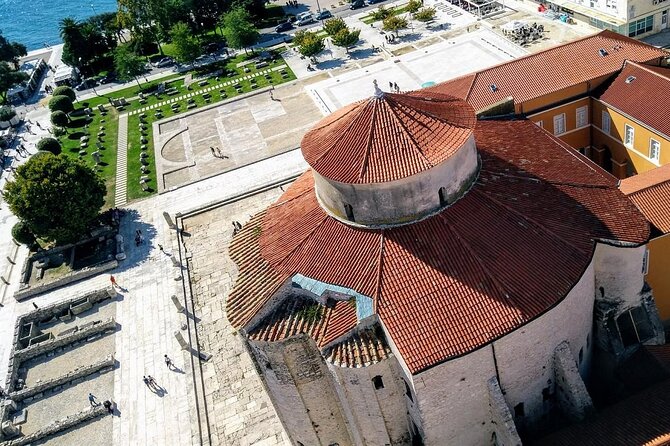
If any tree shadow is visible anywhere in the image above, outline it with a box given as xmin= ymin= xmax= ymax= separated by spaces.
xmin=112 ymin=209 xmax=157 ymax=273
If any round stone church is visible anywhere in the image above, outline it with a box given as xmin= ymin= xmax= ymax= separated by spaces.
xmin=226 ymin=83 xmax=662 ymax=445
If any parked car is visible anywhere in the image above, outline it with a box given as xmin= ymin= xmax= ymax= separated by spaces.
xmin=155 ymin=57 xmax=175 ymax=68
xmin=350 ymin=0 xmax=365 ymax=9
xmin=98 ymin=73 xmax=116 ymax=84
xmin=295 ymin=12 xmax=314 ymax=26
xmin=275 ymin=21 xmax=294 ymax=32
xmin=315 ymin=9 xmax=333 ymax=20
xmin=74 ymin=78 xmax=97 ymax=91
xmin=367 ymin=0 xmax=384 ymax=4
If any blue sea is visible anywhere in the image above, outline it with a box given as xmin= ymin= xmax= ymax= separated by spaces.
xmin=0 ymin=0 xmax=118 ymax=51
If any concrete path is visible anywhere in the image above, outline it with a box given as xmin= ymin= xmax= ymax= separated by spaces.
xmin=115 ymin=114 xmax=129 ymax=207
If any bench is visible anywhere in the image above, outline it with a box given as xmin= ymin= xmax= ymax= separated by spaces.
xmin=141 ymin=182 xmax=150 ymax=192
xmin=187 ymin=103 xmax=197 ymax=109
xmin=255 ymin=61 xmax=269 ymax=69
xmin=198 ymin=80 xmax=209 ymax=87
xmin=96 ymin=142 xmax=104 ymax=150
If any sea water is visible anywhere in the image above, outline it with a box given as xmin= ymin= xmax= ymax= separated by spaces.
xmin=0 ymin=0 xmax=117 ymax=51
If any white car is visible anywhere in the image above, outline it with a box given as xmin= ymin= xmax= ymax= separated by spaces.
xmin=295 ymin=12 xmax=314 ymax=26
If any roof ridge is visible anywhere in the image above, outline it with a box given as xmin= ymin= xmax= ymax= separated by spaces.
xmin=310 ymin=103 xmax=369 ymax=166
xmin=436 ymin=210 xmax=524 ymax=323
xmin=264 ymin=212 xmax=330 ymax=269
xmin=373 ymin=230 xmax=385 ymax=314
xmin=628 ymin=60 xmax=670 ymax=81
xmin=399 ymin=94 xmax=474 ymax=130
xmin=383 ymin=96 xmax=433 ymax=167
xmin=358 ymin=99 xmax=381 ymax=181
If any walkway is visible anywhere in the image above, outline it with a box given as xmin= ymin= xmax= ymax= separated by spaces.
xmin=115 ymin=114 xmax=129 ymax=207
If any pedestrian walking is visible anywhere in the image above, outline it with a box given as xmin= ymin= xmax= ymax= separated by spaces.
xmin=143 ymin=376 xmax=151 ymax=387
xmin=164 ymin=354 xmax=173 ymax=369
xmin=32 ymin=302 xmax=38 ymax=310
xmin=158 ymin=244 xmax=164 ymax=252
xmin=147 ymin=375 xmax=158 ymax=389
xmin=210 ymin=146 xmax=216 ymax=157
xmin=394 ymin=82 xmax=399 ymax=92
xmin=216 ymin=147 xmax=222 ymax=157
xmin=110 ymin=275 xmax=119 ymax=288
xmin=389 ymin=81 xmax=393 ymax=90
xmin=88 ymin=393 xmax=98 ymax=406
xmin=103 ymin=400 xmax=114 ymax=414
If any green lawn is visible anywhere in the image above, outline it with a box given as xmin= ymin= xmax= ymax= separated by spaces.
xmin=56 ymin=107 xmax=119 ymax=207
xmin=66 ymin=51 xmax=296 ymax=204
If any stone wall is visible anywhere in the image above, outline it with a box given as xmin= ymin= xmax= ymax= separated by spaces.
xmin=328 ymin=357 xmax=411 ymax=445
xmin=10 ymin=354 xmax=114 ymax=402
xmin=487 ymin=377 xmax=522 ymax=446
xmin=249 ymin=336 xmax=354 ymax=446
xmin=0 ymin=405 xmax=108 ymax=446
xmin=553 ymin=342 xmax=594 ymax=422
xmin=15 ymin=260 xmax=118 ymax=301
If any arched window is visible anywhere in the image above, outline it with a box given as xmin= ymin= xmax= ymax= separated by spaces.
xmin=344 ymin=203 xmax=355 ymax=221
xmin=439 ymin=187 xmax=449 ymax=207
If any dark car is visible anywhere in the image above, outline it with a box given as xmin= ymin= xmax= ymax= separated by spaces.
xmin=98 ymin=74 xmax=116 ymax=84
xmin=275 ymin=21 xmax=294 ymax=32
xmin=367 ymin=0 xmax=384 ymax=4
xmin=350 ymin=0 xmax=365 ymax=9
xmin=315 ymin=10 xmax=333 ymax=20
xmin=74 ymin=78 xmax=97 ymax=91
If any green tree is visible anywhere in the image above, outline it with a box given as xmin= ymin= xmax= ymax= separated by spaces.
xmin=407 ymin=0 xmax=422 ymax=13
xmin=11 ymin=221 xmax=36 ymax=247
xmin=220 ymin=8 xmax=259 ymax=54
xmin=413 ymin=7 xmax=436 ymax=21
xmin=170 ymin=22 xmax=201 ymax=64
xmin=52 ymin=85 xmax=76 ymax=102
xmin=331 ymin=28 xmax=361 ymax=54
xmin=323 ymin=17 xmax=347 ymax=36
xmin=0 ymin=62 xmax=28 ymax=104
xmin=0 ymin=105 xmax=15 ymax=121
xmin=297 ymin=33 xmax=324 ymax=61
xmin=114 ymin=46 xmax=145 ymax=88
xmin=50 ymin=111 xmax=69 ymax=129
xmin=48 ymin=95 xmax=74 ymax=114
xmin=382 ymin=15 xmax=408 ymax=37
xmin=371 ymin=6 xmax=394 ymax=21
xmin=37 ymin=137 xmax=62 ymax=155
xmin=0 ymin=31 xmax=27 ymax=66
xmin=117 ymin=0 xmax=189 ymax=54
xmin=292 ymin=30 xmax=310 ymax=47
xmin=60 ymin=18 xmax=109 ymax=75
xmin=3 ymin=154 xmax=106 ymax=245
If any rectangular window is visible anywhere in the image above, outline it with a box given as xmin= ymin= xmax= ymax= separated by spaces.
xmin=642 ymin=249 xmax=649 ymax=275
xmin=602 ymin=110 xmax=611 ymax=134
xmin=616 ymin=306 xmax=654 ymax=347
xmin=650 ymin=139 xmax=661 ymax=162
xmin=624 ymin=124 xmax=634 ymax=147
xmin=576 ymin=106 xmax=588 ymax=128
xmin=628 ymin=16 xmax=654 ymax=36
xmin=553 ymin=113 xmax=566 ymax=135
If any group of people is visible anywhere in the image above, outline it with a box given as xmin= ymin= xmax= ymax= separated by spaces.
xmin=388 ymin=81 xmax=401 ymax=93
xmin=384 ymin=34 xmax=398 ymax=44
xmin=135 ymin=229 xmax=145 ymax=246
xmin=285 ymin=0 xmax=300 ymax=7
xmin=87 ymin=393 xmax=115 ymax=414
xmin=210 ymin=146 xmax=229 ymax=159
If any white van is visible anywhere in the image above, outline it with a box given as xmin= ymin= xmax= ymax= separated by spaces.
xmin=295 ymin=12 xmax=314 ymax=26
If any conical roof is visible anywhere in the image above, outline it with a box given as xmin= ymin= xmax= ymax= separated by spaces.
xmin=301 ymin=88 xmax=476 ymax=184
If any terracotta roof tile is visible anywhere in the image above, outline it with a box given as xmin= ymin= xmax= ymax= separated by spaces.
xmin=325 ymin=325 xmax=392 ymax=367
xmin=301 ymin=91 xmax=476 ymax=183
xmin=621 ymin=164 xmax=670 ymax=233
xmin=533 ymin=379 xmax=670 ymax=446
xmin=430 ymin=30 xmax=668 ymax=111
xmin=598 ymin=61 xmax=670 ymax=138
xmin=227 ymin=119 xmax=649 ymax=374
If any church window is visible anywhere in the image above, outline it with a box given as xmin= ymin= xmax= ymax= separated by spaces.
xmin=578 ymin=347 xmax=583 ymax=365
xmin=372 ymin=375 xmax=384 ymax=390
xmin=616 ymin=306 xmax=654 ymax=347
xmin=439 ymin=187 xmax=449 ymax=206
xmin=344 ymin=203 xmax=355 ymax=221
xmin=514 ymin=403 xmax=525 ymax=417
xmin=404 ymin=379 xmax=414 ymax=402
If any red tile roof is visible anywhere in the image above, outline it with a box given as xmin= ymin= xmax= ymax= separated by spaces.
xmin=325 ymin=325 xmax=392 ymax=367
xmin=598 ymin=61 xmax=670 ymax=138
xmin=228 ymin=119 xmax=649 ymax=374
xmin=429 ymin=30 xmax=668 ymax=112
xmin=621 ymin=164 xmax=670 ymax=233
xmin=533 ymin=379 xmax=670 ymax=446
xmin=248 ymin=295 xmax=357 ymax=348
xmin=300 ymin=91 xmax=476 ymax=184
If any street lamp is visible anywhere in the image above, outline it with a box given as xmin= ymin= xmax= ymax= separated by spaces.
xmin=90 ymin=3 xmax=98 ymax=15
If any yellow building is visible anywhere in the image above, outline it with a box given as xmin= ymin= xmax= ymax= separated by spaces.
xmin=621 ymin=164 xmax=670 ymax=322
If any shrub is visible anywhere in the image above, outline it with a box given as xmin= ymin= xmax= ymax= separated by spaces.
xmin=407 ymin=0 xmax=422 ymax=13
xmin=37 ymin=137 xmax=62 ymax=155
xmin=52 ymin=86 xmax=76 ymax=102
xmin=52 ymin=126 xmax=67 ymax=137
xmin=50 ymin=111 xmax=68 ymax=128
xmin=0 ymin=106 xmax=16 ymax=122
xmin=48 ymin=95 xmax=74 ymax=114
xmin=413 ymin=7 xmax=436 ymax=21
xmin=11 ymin=221 xmax=36 ymax=247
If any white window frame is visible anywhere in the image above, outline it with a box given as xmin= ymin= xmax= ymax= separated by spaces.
xmin=553 ymin=113 xmax=566 ymax=136
xmin=624 ymin=124 xmax=635 ymax=147
xmin=576 ymin=106 xmax=588 ymax=128
xmin=650 ymin=138 xmax=661 ymax=162
xmin=602 ymin=110 xmax=611 ymax=134
xmin=536 ymin=120 xmax=543 ymax=128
